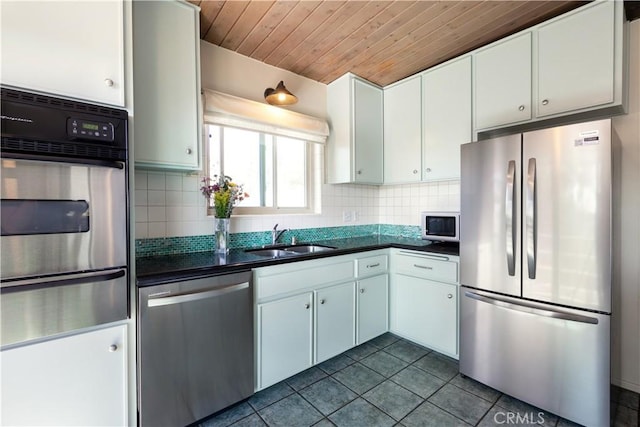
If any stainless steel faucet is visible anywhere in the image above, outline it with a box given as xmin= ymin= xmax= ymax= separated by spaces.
xmin=271 ymin=223 xmax=289 ymax=245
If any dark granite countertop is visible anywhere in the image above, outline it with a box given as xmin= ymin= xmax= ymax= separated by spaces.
xmin=136 ymin=236 xmax=459 ymax=286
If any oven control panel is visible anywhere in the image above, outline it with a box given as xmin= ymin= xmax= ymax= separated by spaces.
xmin=67 ymin=117 xmax=114 ymax=142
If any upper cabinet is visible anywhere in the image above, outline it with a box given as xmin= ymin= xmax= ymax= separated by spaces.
xmin=327 ymin=73 xmax=384 ymax=184
xmin=474 ymin=0 xmax=626 ymax=132
xmin=474 ymin=33 xmax=532 ymax=130
xmin=0 ymin=1 xmax=125 ymax=106
xmin=423 ymin=56 xmax=472 ymax=181
xmin=536 ymin=1 xmax=617 ymax=117
xmin=383 ymin=76 xmax=422 ymax=184
xmin=133 ymin=0 xmax=202 ymax=170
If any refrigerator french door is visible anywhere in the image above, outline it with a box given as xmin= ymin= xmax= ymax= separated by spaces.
xmin=459 ymin=119 xmax=611 ymax=427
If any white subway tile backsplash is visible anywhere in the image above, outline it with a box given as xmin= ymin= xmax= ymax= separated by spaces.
xmin=147 ymin=173 xmax=166 ymax=190
xmin=147 ymin=190 xmax=166 ymax=206
xmin=133 ymin=169 xmax=462 ymax=238
xmin=134 ymin=206 xmax=148 ymax=222
xmin=134 ymin=171 xmax=148 ymax=190
xmin=166 ymin=190 xmax=183 ymax=206
xmin=148 ymin=206 xmax=166 ymax=222
xmin=166 ymin=173 xmax=183 ymax=191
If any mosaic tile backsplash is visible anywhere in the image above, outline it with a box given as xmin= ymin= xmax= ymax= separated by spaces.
xmin=135 ymin=224 xmax=421 ymax=257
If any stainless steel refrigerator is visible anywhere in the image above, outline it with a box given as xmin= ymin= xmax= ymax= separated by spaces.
xmin=460 ymin=119 xmax=611 ymax=427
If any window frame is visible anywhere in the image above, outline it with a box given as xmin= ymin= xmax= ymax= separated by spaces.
xmin=203 ymin=123 xmax=318 ymax=216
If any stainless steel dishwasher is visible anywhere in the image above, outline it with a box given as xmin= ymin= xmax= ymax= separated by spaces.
xmin=138 ymin=270 xmax=254 ymax=427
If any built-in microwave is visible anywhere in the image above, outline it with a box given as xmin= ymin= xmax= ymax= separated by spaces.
xmin=421 ymin=211 xmax=460 ymax=241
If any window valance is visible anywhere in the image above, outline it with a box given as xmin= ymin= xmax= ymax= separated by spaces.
xmin=203 ymin=89 xmax=329 ymax=144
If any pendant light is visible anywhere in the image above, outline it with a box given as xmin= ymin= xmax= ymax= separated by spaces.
xmin=264 ymin=81 xmax=298 ymax=106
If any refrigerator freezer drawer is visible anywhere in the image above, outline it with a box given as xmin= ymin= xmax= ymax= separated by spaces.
xmin=460 ymin=288 xmax=610 ymax=427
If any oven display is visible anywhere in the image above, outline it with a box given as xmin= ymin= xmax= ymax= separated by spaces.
xmin=68 ymin=117 xmax=114 ymax=142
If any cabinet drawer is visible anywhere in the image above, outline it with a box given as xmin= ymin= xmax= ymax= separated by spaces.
xmin=395 ymin=253 xmax=457 ymax=283
xmin=356 ymin=254 xmax=388 ymax=277
xmin=257 ymin=261 xmax=355 ymax=300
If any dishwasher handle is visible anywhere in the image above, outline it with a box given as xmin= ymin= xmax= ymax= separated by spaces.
xmin=148 ymin=281 xmax=249 ymax=307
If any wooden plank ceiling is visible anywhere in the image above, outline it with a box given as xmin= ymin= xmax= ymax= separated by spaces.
xmin=187 ymin=0 xmax=587 ymax=87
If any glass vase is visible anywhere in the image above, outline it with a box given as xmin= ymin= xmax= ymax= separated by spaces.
xmin=214 ymin=217 xmax=230 ymax=254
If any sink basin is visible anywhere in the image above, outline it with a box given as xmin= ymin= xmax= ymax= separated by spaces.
xmin=246 ymin=244 xmax=336 ymax=257
xmin=246 ymin=248 xmax=294 ymax=258
xmin=283 ymin=244 xmax=336 ymax=254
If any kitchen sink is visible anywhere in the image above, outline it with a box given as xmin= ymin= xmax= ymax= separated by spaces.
xmin=282 ymin=244 xmax=336 ymax=254
xmin=246 ymin=244 xmax=337 ymax=258
xmin=245 ymin=248 xmax=295 ymax=258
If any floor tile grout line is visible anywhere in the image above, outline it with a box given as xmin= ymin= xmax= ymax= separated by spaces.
xmin=215 ymin=334 xmax=639 ymax=427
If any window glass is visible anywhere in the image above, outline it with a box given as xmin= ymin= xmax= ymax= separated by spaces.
xmin=205 ymin=124 xmax=314 ymax=214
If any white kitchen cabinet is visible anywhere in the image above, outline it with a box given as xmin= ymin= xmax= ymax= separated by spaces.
xmin=474 ymin=1 xmax=626 ymax=132
xmin=315 ymin=282 xmax=356 ymax=363
xmin=133 ymin=0 xmax=202 ymax=170
xmin=327 ymin=73 xmax=383 ymax=184
xmin=422 ymin=56 xmax=472 ymax=181
xmin=390 ymin=250 xmax=459 ymax=358
xmin=474 ymin=32 xmax=532 ymax=130
xmin=1 ymin=324 xmax=127 ymax=426
xmin=357 ymin=274 xmax=389 ymax=345
xmin=0 ymin=1 xmax=125 ymax=106
xmin=393 ymin=275 xmax=457 ymax=356
xmin=258 ymin=292 xmax=313 ymax=389
xmin=254 ymin=250 xmax=389 ymax=389
xmin=536 ymin=1 xmax=618 ymax=117
xmin=384 ymin=76 xmax=422 ymax=184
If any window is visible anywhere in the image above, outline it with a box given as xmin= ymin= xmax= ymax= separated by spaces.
xmin=205 ymin=124 xmax=318 ymax=215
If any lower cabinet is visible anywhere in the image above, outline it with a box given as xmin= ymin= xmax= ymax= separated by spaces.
xmin=392 ymin=275 xmax=457 ymax=356
xmin=1 ymin=324 xmax=127 ymax=426
xmin=357 ymin=274 xmax=389 ymax=345
xmin=255 ymin=250 xmax=389 ymax=390
xmin=315 ymin=282 xmax=356 ymax=363
xmin=390 ymin=249 xmax=459 ymax=358
xmin=258 ymin=292 xmax=313 ymax=389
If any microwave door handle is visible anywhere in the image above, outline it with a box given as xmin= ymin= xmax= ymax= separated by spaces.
xmin=506 ymin=160 xmax=516 ymax=276
xmin=526 ymin=157 xmax=537 ymax=279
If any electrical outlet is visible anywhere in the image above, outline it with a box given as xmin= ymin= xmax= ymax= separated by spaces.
xmin=342 ymin=211 xmax=353 ymax=222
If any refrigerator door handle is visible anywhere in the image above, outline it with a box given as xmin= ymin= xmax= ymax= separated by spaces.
xmin=526 ymin=157 xmax=537 ymax=279
xmin=464 ymin=290 xmax=598 ymax=324
xmin=505 ymin=160 xmax=517 ymax=276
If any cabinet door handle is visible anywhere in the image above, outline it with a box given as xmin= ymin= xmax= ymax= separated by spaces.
xmin=109 ymin=344 xmax=118 ymax=352
xmin=320 ymin=299 xmax=326 ymax=305
xmin=360 ymin=288 xmax=365 ymax=294
xmin=518 ymin=105 xmax=525 ymax=111
xmin=413 ymin=169 xmax=418 ymax=174
xmin=447 ymin=294 xmax=453 ymax=299
xmin=305 ymin=303 xmax=310 ymax=309
xmin=186 ymin=148 xmax=193 ymax=155
xmin=413 ymin=264 xmax=433 ymax=270
xmin=357 ymin=170 xmax=363 ymax=175
xmin=104 ymin=78 xmax=114 ymax=87
xmin=541 ymin=99 xmax=549 ymax=106
xmin=425 ymin=168 xmax=432 ymax=173
xmin=367 ymin=263 xmax=380 ymax=268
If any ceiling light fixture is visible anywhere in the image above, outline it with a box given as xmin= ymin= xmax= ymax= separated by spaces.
xmin=264 ymin=81 xmax=298 ymax=106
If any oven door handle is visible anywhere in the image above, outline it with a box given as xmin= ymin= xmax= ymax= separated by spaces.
xmin=0 ymin=268 xmax=126 ymax=291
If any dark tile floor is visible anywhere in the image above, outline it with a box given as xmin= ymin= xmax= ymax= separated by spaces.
xmin=201 ymin=333 xmax=640 ymax=427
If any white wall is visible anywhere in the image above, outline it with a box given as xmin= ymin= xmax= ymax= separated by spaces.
xmin=611 ymin=19 xmax=640 ymax=393
xmin=200 ymin=42 xmax=326 ymax=119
